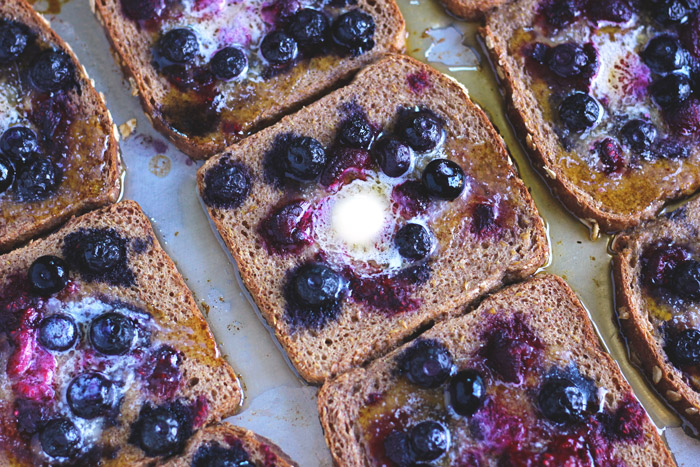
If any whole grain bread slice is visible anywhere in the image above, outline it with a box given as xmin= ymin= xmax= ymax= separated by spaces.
xmin=0 ymin=0 xmax=122 ymax=252
xmin=91 ymin=0 xmax=406 ymax=160
xmin=198 ymin=54 xmax=548 ymax=384
xmin=440 ymin=0 xmax=506 ymax=21
xmin=0 ymin=201 xmax=242 ymax=466
xmin=318 ymin=274 xmax=675 ymax=467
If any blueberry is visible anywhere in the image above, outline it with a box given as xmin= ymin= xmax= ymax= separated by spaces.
xmin=202 ymin=160 xmax=252 ymax=209
xmin=559 ymin=93 xmax=601 ymax=132
xmin=0 ymin=126 xmax=40 ymax=166
xmin=28 ymin=51 xmax=74 ymax=93
xmin=409 ymin=421 xmax=449 ymax=461
xmin=260 ymin=31 xmax=298 ymax=66
xmin=90 ymin=312 xmax=136 ymax=355
xmin=399 ymin=340 xmax=453 ymax=388
xmin=395 ymin=223 xmax=432 ymax=260
xmin=0 ymin=21 xmax=30 ymax=63
xmin=448 ymin=370 xmax=486 ymax=416
xmin=290 ymin=263 xmax=344 ymax=308
xmin=590 ymin=0 xmax=635 ymax=23
xmin=38 ymin=314 xmax=78 ymax=351
xmin=651 ymin=73 xmax=692 ymax=108
xmin=620 ymin=119 xmax=657 ymax=154
xmin=373 ymin=137 xmax=413 ymax=177
xmin=338 ymin=115 xmax=373 ymax=148
xmin=396 ymin=109 xmax=444 ymax=152
xmin=130 ymin=401 xmax=193 ymax=457
xmin=547 ymin=43 xmax=592 ymax=78
xmin=541 ymin=0 xmax=579 ymax=29
xmin=158 ymin=29 xmax=199 ymax=64
xmin=192 ymin=442 xmax=253 ymax=467
xmin=642 ymin=35 xmax=689 ymax=74
xmin=122 ymin=0 xmax=165 ymax=20
xmin=0 ymin=155 xmax=14 ymax=194
xmin=667 ymin=328 xmax=700 ymax=365
xmin=78 ymin=230 xmax=126 ymax=274
xmin=287 ymin=8 xmax=329 ymax=47
xmin=282 ymin=136 xmax=327 ymax=181
xmin=651 ymin=0 xmax=693 ymax=25
xmin=538 ymin=375 xmax=597 ymax=424
xmin=384 ymin=431 xmax=417 ymax=466
xmin=670 ymin=260 xmax=700 ymax=299
xmin=331 ymin=10 xmax=375 ymax=54
xmin=422 ymin=159 xmax=465 ymax=201
xmin=67 ymin=372 xmax=116 ymax=419
xmin=28 ymin=255 xmax=69 ymax=295
xmin=40 ymin=418 xmax=81 ymax=458
xmin=13 ymin=157 xmax=58 ymax=202
xmin=210 ymin=47 xmax=247 ymax=81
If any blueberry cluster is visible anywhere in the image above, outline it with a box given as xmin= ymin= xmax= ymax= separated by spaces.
xmin=0 ymin=126 xmax=60 ymax=201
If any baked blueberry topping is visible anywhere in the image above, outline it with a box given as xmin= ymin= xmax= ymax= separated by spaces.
xmin=559 ymin=93 xmax=601 ymax=132
xmin=338 ymin=115 xmax=374 ymax=149
xmin=290 ymin=263 xmax=344 ymax=308
xmin=0 ymin=155 xmax=13 ymax=194
xmin=282 ymin=136 xmax=327 ymax=181
xmin=547 ymin=43 xmax=593 ymax=78
xmin=192 ymin=442 xmax=252 ymax=467
xmin=397 ymin=109 xmax=444 ymax=152
xmin=38 ymin=314 xmax=78 ymax=351
xmin=667 ymin=328 xmax=700 ymax=365
xmin=28 ymin=255 xmax=69 ymax=295
xmin=63 ymin=228 xmax=135 ymax=286
xmin=202 ymin=159 xmax=252 ymax=209
xmin=620 ymin=119 xmax=657 ymax=154
xmin=448 ymin=370 xmax=486 ymax=416
xmin=210 ymin=47 xmax=247 ymax=81
xmin=158 ymin=29 xmax=199 ymax=64
xmin=595 ymin=138 xmax=625 ymax=174
xmin=78 ymin=231 xmax=125 ymax=274
xmin=651 ymin=72 xmax=692 ymax=108
xmin=331 ymin=10 xmax=375 ymax=55
xmin=1 ymin=127 xmax=40 ymax=166
xmin=538 ymin=373 xmax=597 ymax=424
xmin=650 ymin=0 xmax=694 ymax=25
xmin=130 ymin=401 xmax=193 ymax=457
xmin=670 ymin=259 xmax=700 ymax=299
xmin=410 ymin=421 xmax=449 ymax=461
xmin=67 ymin=372 xmax=116 ymax=419
xmin=422 ymin=159 xmax=465 ymax=200
xmin=373 ymin=136 xmax=413 ymax=177
xmin=395 ymin=223 xmax=432 ymax=260
xmin=90 ymin=312 xmax=136 ymax=355
xmin=122 ymin=0 xmax=165 ymax=20
xmin=0 ymin=21 xmax=30 ymax=63
xmin=261 ymin=31 xmax=299 ymax=66
xmin=384 ymin=431 xmax=417 ymax=466
xmin=643 ymin=35 xmax=689 ymax=74
xmin=287 ymin=8 xmax=329 ymax=48
xmin=259 ymin=200 xmax=313 ymax=254
xmin=40 ymin=418 xmax=81 ymax=458
xmin=29 ymin=51 xmax=74 ymax=93
xmin=320 ymin=147 xmax=372 ymax=191
xmin=14 ymin=157 xmax=58 ymax=202
xmin=399 ymin=339 xmax=453 ymax=388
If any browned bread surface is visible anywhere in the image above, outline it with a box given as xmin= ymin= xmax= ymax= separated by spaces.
xmin=440 ymin=0 xmax=506 ymax=21
xmin=198 ymin=54 xmax=548 ymax=384
xmin=0 ymin=201 xmax=242 ymax=466
xmin=318 ymin=274 xmax=675 ymax=466
xmin=0 ymin=0 xmax=121 ymax=252
xmin=92 ymin=0 xmax=406 ymax=160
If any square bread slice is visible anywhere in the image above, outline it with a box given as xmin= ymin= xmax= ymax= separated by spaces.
xmin=0 ymin=201 xmax=242 ymax=466
xmin=92 ymin=0 xmax=406 ymax=160
xmin=482 ymin=0 xmax=700 ymax=233
xmin=197 ymin=54 xmax=548 ymax=384
xmin=318 ymin=274 xmax=675 ymax=466
xmin=0 ymin=0 xmax=121 ymax=252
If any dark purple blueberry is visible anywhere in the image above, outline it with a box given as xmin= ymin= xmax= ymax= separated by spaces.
xmin=40 ymin=418 xmax=81 ymax=458
xmin=28 ymin=51 xmax=74 ymax=93
xmin=409 ymin=421 xmax=449 ymax=461
xmin=158 ymin=29 xmax=199 ymax=64
xmin=395 ymin=223 xmax=432 ymax=260
xmin=0 ymin=21 xmax=30 ymax=63
xmin=642 ymin=242 xmax=692 ymax=287
xmin=652 ymin=72 xmax=692 ymax=108
xmin=282 ymin=136 xmax=327 ymax=181
xmin=396 ymin=109 xmax=444 ymax=152
xmin=210 ymin=47 xmax=247 ymax=81
xmin=538 ymin=375 xmax=597 ymax=424
xmin=540 ymin=0 xmax=580 ymax=29
xmin=588 ymin=0 xmax=635 ymax=23
xmin=77 ymin=230 xmax=126 ymax=274
xmin=13 ymin=157 xmax=58 ymax=202
xmin=290 ymin=263 xmax=344 ymax=308
xmin=559 ymin=93 xmax=601 ymax=132
xmin=448 ymin=370 xmax=486 ymax=416
xmin=650 ymin=0 xmax=694 ymax=25
xmin=670 ymin=260 xmax=700 ymax=299
xmin=0 ymin=126 xmax=39 ymax=166
xmin=373 ymin=136 xmax=413 ymax=177
xmin=399 ymin=340 xmax=453 ymax=388
xmin=202 ymin=160 xmax=252 ymax=209
xmin=338 ymin=115 xmax=373 ymax=148
xmin=667 ymin=328 xmax=700 ymax=365
xmin=14 ymin=398 xmax=49 ymax=435
xmin=331 ymin=10 xmax=375 ymax=55
xmin=28 ymin=255 xmax=69 ymax=295
xmin=67 ymin=372 xmax=116 ymax=419
xmin=384 ymin=431 xmax=417 ymax=466
xmin=122 ymin=0 xmax=165 ymax=20
xmin=192 ymin=442 xmax=252 ymax=467
xmin=642 ymin=35 xmax=689 ymax=74
xmin=547 ymin=43 xmax=592 ymax=78
xmin=287 ymin=8 xmax=329 ymax=47
xmin=422 ymin=158 xmax=465 ymax=201
xmin=90 ymin=312 xmax=136 ymax=355
xmin=261 ymin=31 xmax=298 ymax=66
xmin=0 ymin=155 xmax=14 ymax=194
xmin=38 ymin=314 xmax=78 ymax=351
xmin=595 ymin=138 xmax=625 ymax=174
xmin=620 ymin=119 xmax=657 ymax=154
xmin=259 ymin=200 xmax=313 ymax=254
xmin=63 ymin=228 xmax=134 ymax=286
xmin=130 ymin=401 xmax=193 ymax=457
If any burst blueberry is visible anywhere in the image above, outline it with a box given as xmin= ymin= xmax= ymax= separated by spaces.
xmin=338 ymin=115 xmax=373 ymax=148
xmin=620 ymin=119 xmax=657 ymax=154
xmin=13 ymin=157 xmax=58 ymax=202
xmin=422 ymin=159 xmax=465 ymax=200
xmin=158 ymin=29 xmax=199 ymax=64
xmin=261 ymin=31 xmax=298 ymax=66
xmin=0 ymin=126 xmax=40 ymax=166
xmin=667 ymin=328 xmax=700 ymax=366
xmin=29 ymin=51 xmax=74 ymax=92
xmin=670 ymin=260 xmax=700 ymax=299
xmin=203 ymin=160 xmax=252 ymax=209
xmin=90 ymin=312 xmax=136 ymax=355
xmin=397 ymin=109 xmax=444 ymax=152
xmin=130 ymin=401 xmax=193 ymax=457
xmin=67 ymin=372 xmax=116 ymax=419
xmin=0 ymin=21 xmax=30 ymax=63
xmin=40 ymin=418 xmax=81 ymax=458
xmin=399 ymin=340 xmax=453 ymax=388
xmin=38 ymin=314 xmax=78 ymax=351
xmin=538 ymin=374 xmax=597 ymax=424
xmin=78 ymin=230 xmax=126 ymax=274
xmin=290 ymin=263 xmax=344 ymax=308
xmin=395 ymin=223 xmax=432 ymax=260
xmin=282 ymin=136 xmax=327 ymax=181
xmin=559 ymin=93 xmax=601 ymax=132
xmin=287 ymin=8 xmax=329 ymax=47
xmin=28 ymin=255 xmax=69 ymax=295
xmin=192 ymin=442 xmax=252 ymax=467
xmin=210 ymin=47 xmax=247 ymax=81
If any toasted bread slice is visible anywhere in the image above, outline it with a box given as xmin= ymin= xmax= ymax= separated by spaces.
xmin=0 ymin=201 xmax=242 ymax=466
xmin=197 ymin=54 xmax=548 ymax=384
xmin=482 ymin=0 xmax=700 ymax=233
xmin=440 ymin=0 xmax=506 ymax=21
xmin=92 ymin=0 xmax=406 ymax=160
xmin=318 ymin=274 xmax=675 ymax=466
xmin=0 ymin=0 xmax=121 ymax=252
